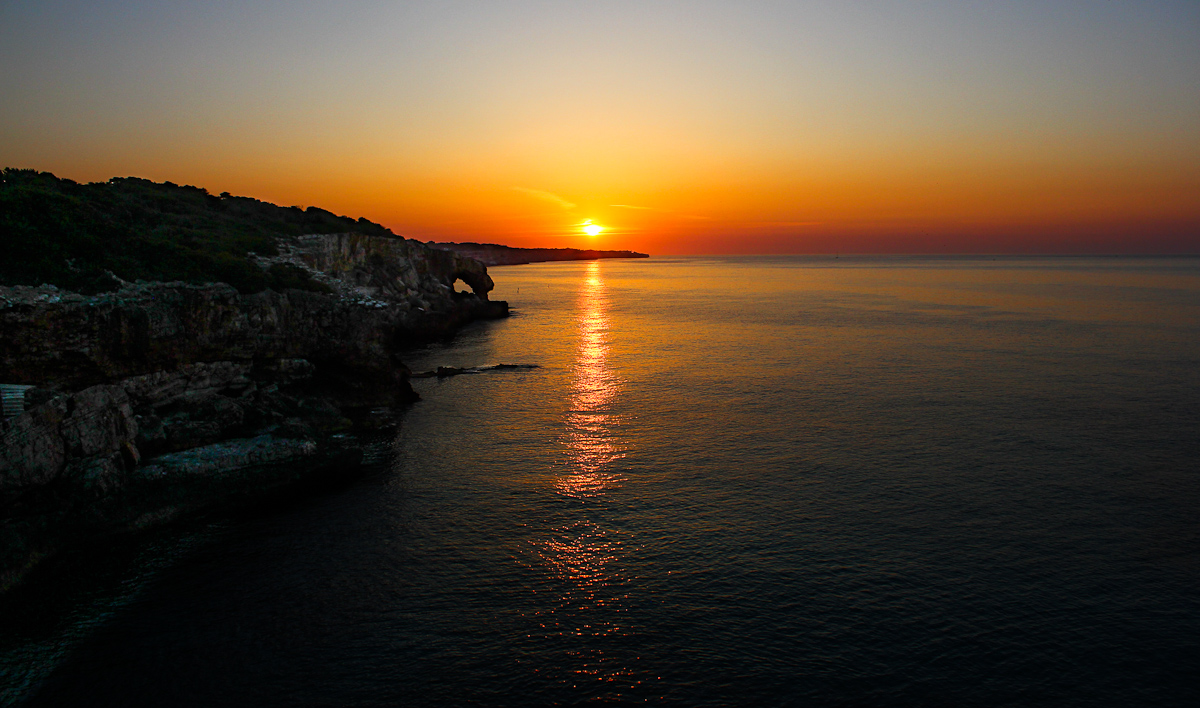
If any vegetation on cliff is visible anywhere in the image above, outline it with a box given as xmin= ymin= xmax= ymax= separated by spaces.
xmin=0 ymin=169 xmax=393 ymax=294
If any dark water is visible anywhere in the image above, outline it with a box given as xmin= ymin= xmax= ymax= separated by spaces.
xmin=4 ymin=256 xmax=1200 ymax=706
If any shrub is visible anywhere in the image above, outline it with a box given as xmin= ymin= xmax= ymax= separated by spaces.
xmin=0 ymin=169 xmax=393 ymax=294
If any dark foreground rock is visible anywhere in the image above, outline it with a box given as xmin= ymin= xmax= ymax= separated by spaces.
xmin=0 ymin=233 xmax=507 ymax=591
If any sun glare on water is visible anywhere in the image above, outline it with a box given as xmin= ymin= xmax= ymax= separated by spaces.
xmin=582 ymin=220 xmax=603 ymax=237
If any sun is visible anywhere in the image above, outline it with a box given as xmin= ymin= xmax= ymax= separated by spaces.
xmin=581 ymin=219 xmax=603 ymax=237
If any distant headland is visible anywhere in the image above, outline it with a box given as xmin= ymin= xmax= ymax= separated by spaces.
xmin=430 ymin=242 xmax=649 ymax=266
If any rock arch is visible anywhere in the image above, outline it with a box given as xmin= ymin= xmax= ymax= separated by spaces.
xmin=451 ymin=268 xmax=493 ymax=298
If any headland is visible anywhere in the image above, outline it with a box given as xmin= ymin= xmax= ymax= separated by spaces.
xmin=430 ymin=241 xmax=648 ymax=266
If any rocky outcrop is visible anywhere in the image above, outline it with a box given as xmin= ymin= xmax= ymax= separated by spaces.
xmin=0 ymin=233 xmax=507 ymax=591
xmin=278 ymin=232 xmax=495 ymax=300
xmin=0 ymin=384 xmax=138 ymax=495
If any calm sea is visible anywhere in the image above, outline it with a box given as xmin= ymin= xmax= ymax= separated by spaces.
xmin=4 ymin=256 xmax=1200 ymax=706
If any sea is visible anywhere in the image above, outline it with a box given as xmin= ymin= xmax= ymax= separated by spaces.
xmin=3 ymin=256 xmax=1199 ymax=706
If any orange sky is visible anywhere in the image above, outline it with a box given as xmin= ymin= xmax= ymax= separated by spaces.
xmin=2 ymin=1 xmax=1198 ymax=253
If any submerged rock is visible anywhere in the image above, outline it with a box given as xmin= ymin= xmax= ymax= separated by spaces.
xmin=410 ymin=363 xmax=540 ymax=379
xmin=137 ymin=435 xmax=317 ymax=479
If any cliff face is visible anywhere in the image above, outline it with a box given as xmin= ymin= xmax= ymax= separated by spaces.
xmin=0 ymin=233 xmax=506 ymax=589
xmin=286 ymin=233 xmax=495 ymax=299
xmin=0 ymin=233 xmax=504 ymax=393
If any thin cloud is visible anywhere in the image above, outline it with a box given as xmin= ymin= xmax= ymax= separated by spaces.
xmin=514 ymin=187 xmax=575 ymax=209
xmin=611 ymin=204 xmax=711 ymax=220
xmin=747 ymin=221 xmax=823 ymax=227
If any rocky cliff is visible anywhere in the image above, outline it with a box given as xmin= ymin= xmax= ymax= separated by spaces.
xmin=1 ymin=233 xmax=502 ymax=391
xmin=0 ymin=233 xmax=506 ymax=590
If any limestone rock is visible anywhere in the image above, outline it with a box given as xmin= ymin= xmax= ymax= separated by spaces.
xmin=58 ymin=385 xmax=138 ymax=459
xmin=0 ymin=233 xmax=507 ymax=393
xmin=0 ymin=396 xmax=69 ymax=489
xmin=0 ymin=385 xmax=138 ymax=492
xmin=137 ymin=435 xmax=318 ymax=479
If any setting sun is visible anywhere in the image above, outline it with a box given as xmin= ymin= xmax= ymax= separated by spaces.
xmin=582 ymin=220 xmax=604 ymax=237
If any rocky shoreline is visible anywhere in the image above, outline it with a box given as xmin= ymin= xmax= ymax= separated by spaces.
xmin=0 ymin=233 xmax=507 ymax=591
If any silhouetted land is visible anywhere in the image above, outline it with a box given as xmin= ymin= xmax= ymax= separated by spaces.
xmin=0 ymin=169 xmax=395 ymax=294
xmin=430 ymin=241 xmax=649 ymax=266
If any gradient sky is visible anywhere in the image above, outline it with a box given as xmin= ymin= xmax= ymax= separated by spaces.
xmin=2 ymin=1 xmax=1198 ymax=253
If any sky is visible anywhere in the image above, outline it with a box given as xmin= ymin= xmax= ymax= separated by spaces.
xmin=2 ymin=1 xmax=1198 ymax=254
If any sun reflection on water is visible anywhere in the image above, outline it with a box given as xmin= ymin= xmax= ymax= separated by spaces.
xmin=529 ymin=261 xmax=645 ymax=696
xmin=557 ymin=260 xmax=625 ymax=499
xmin=537 ymin=520 xmax=621 ymax=588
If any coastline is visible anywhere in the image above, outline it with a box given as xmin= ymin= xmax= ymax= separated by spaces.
xmin=430 ymin=241 xmax=649 ymax=266
xmin=0 ymin=233 xmax=506 ymax=592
